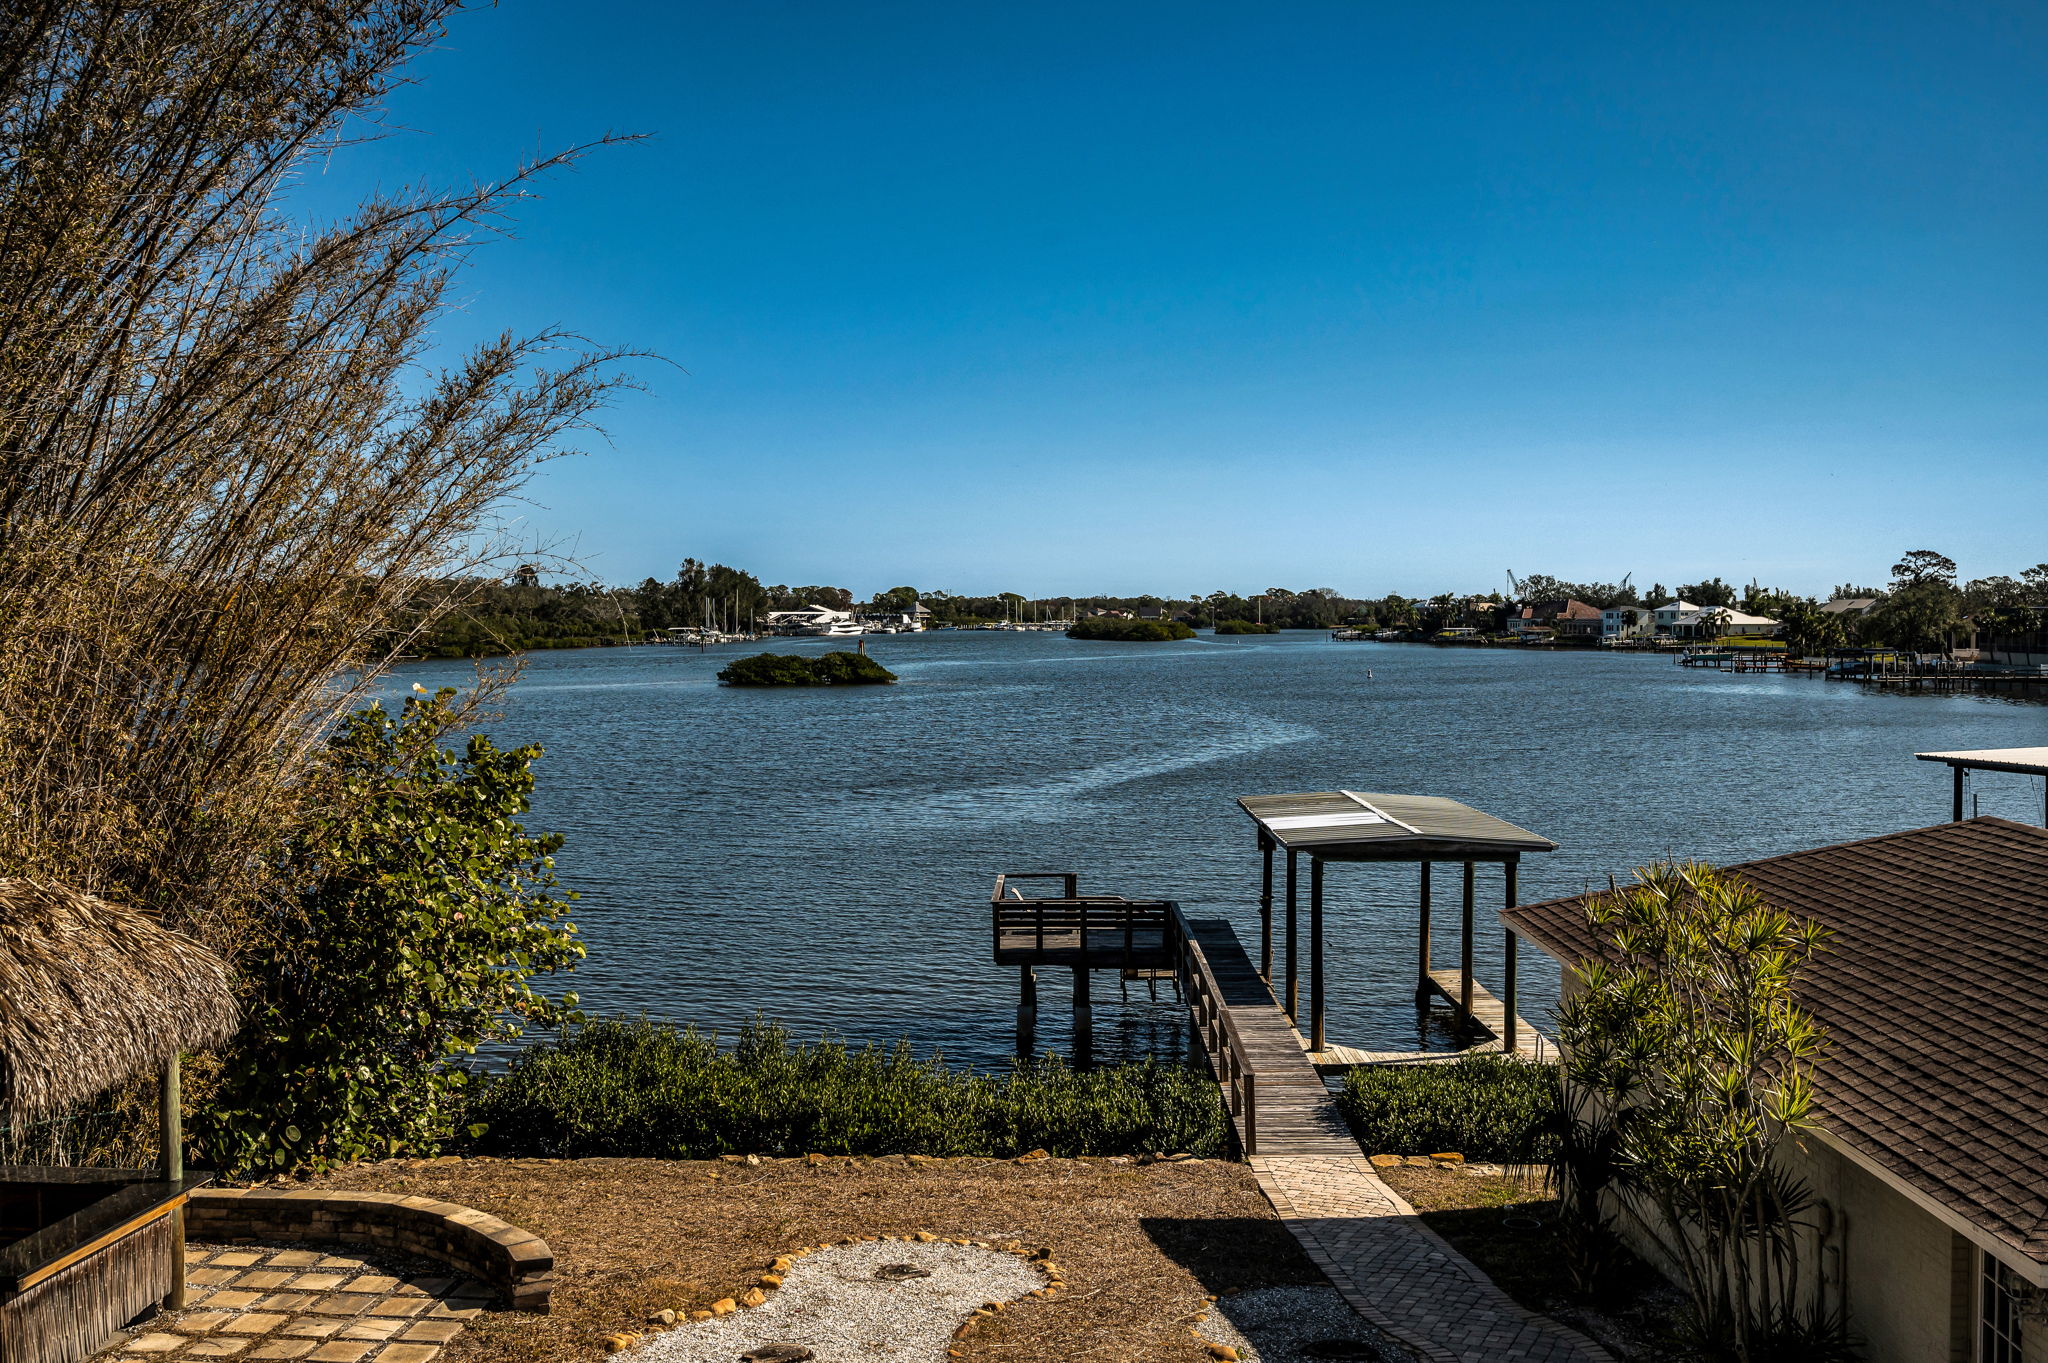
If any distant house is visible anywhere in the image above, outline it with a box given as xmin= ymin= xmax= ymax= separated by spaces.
xmin=1504 ymin=818 xmax=2048 ymax=1363
xmin=1600 ymin=604 xmax=1656 ymax=641
xmin=1657 ymin=601 xmax=1781 ymax=639
xmin=1505 ymin=599 xmax=1602 ymax=638
xmin=1136 ymin=605 xmax=1165 ymax=620
xmin=1821 ymin=596 xmax=1882 ymax=618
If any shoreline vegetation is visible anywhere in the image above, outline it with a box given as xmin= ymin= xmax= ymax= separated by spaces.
xmin=399 ymin=551 xmax=2046 ymax=661
xmin=463 ymin=1019 xmax=1229 ymax=1160
xmin=717 ymin=651 xmax=897 ymax=686
xmin=1064 ymin=617 xmax=1197 ymax=642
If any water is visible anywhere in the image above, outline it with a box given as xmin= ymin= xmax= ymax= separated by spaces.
xmin=385 ymin=633 xmax=2048 ymax=1068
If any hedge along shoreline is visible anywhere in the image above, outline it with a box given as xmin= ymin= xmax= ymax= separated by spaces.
xmin=1337 ymin=1053 xmax=1561 ymax=1162
xmin=464 ymin=1019 xmax=1230 ymax=1159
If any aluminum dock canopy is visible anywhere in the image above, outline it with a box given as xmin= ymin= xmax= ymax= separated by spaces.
xmin=1914 ymin=748 xmax=2048 ymax=824
xmin=1237 ymin=790 xmax=1558 ymax=862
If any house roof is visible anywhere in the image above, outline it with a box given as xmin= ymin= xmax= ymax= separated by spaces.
xmin=1502 ymin=818 xmax=2048 ymax=1274
xmin=1238 ymin=791 xmax=1557 ymax=862
xmin=1821 ymin=597 xmax=1881 ymax=614
xmin=0 ymin=879 xmax=239 ymax=1118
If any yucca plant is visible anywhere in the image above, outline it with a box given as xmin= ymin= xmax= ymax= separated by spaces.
xmin=1556 ymin=863 xmax=1853 ymax=1360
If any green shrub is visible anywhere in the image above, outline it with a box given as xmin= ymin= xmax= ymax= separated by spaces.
xmin=196 ymin=689 xmax=583 ymax=1176
xmin=1066 ymin=617 xmax=1197 ymax=642
xmin=717 ymin=651 xmax=897 ymax=685
xmin=465 ymin=1018 xmax=1229 ymax=1159
xmin=1214 ymin=619 xmax=1278 ymax=634
xmin=1338 ymin=1054 xmax=1560 ymax=1162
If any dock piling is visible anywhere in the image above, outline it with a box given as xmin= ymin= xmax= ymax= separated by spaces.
xmin=1310 ymin=856 xmax=1326 ymax=1053
xmin=1416 ymin=861 xmax=1433 ymax=1004
xmin=1259 ymin=832 xmax=1274 ymax=985
xmin=1284 ymin=849 xmax=1299 ymax=1020
xmin=1460 ymin=861 xmax=1475 ymax=1023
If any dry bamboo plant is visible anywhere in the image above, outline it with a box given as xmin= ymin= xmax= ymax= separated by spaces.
xmin=0 ymin=1 xmax=639 ymax=955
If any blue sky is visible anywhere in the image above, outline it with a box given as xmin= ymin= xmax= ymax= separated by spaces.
xmin=310 ymin=1 xmax=2047 ymax=598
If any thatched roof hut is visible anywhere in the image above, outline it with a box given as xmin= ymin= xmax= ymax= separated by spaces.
xmin=0 ymin=879 xmax=237 ymax=1118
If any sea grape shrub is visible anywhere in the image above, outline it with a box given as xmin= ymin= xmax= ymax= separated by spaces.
xmin=195 ymin=689 xmax=583 ymax=1175
xmin=717 ymin=652 xmax=897 ymax=685
xmin=810 ymin=651 xmax=897 ymax=684
xmin=465 ymin=1018 xmax=1228 ymax=1159
xmin=1065 ymin=618 xmax=1197 ymax=641
xmin=1338 ymin=1053 xmax=1561 ymax=1163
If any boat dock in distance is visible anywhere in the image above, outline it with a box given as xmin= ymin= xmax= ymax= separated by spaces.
xmin=982 ymin=790 xmax=1559 ymax=1152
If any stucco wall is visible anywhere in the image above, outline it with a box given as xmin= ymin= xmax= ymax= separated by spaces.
xmin=1777 ymin=1136 xmax=1967 ymax=1362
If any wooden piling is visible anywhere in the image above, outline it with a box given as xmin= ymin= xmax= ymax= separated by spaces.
xmin=1460 ymin=861 xmax=1475 ymax=1022
xmin=1284 ymin=849 xmax=1299 ymax=1020
xmin=1259 ymin=832 xmax=1274 ymax=985
xmin=1309 ymin=857 xmax=1326 ymax=1053
xmin=1416 ymin=861 xmax=1433 ymax=1003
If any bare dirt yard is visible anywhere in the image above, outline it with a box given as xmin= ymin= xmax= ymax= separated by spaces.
xmin=312 ymin=1154 xmax=1326 ymax=1363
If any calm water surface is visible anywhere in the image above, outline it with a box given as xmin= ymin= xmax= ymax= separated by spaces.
xmin=387 ymin=633 xmax=2048 ymax=1067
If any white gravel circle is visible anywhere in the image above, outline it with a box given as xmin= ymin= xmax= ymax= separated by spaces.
xmin=1203 ymin=1284 xmax=1415 ymax=1363
xmin=625 ymin=1239 xmax=1044 ymax=1362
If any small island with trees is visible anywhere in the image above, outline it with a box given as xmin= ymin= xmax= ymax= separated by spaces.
xmin=1066 ymin=617 xmax=1197 ymax=642
xmin=1214 ymin=619 xmax=1279 ymax=635
xmin=717 ymin=652 xmax=898 ymax=686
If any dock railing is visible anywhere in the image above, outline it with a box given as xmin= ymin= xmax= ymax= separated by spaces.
xmin=1169 ymin=908 xmax=1259 ymax=1155
xmin=989 ymin=876 xmax=1173 ymax=968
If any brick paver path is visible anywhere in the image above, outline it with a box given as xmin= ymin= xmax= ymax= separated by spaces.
xmin=95 ymin=1243 xmax=488 ymax=1362
xmin=1250 ymin=1156 xmax=1616 ymax=1363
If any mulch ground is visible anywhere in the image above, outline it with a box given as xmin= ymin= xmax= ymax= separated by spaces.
xmin=310 ymin=1154 xmax=1325 ymax=1363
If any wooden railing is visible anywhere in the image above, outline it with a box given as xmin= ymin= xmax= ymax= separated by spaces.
xmin=989 ymin=875 xmax=1259 ymax=1154
xmin=1169 ymin=909 xmax=1259 ymax=1155
xmin=989 ymin=876 xmax=1171 ymax=966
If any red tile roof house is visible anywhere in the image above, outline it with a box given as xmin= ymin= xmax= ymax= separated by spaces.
xmin=1506 ymin=599 xmax=1604 ymax=639
xmin=1502 ymin=818 xmax=2048 ymax=1363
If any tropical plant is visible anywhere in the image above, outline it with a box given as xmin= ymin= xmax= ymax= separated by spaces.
xmin=1555 ymin=864 xmax=1851 ymax=1360
xmin=195 ymin=689 xmax=583 ymax=1175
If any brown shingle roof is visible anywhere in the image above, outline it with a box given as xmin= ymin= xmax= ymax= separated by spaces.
xmin=1502 ymin=817 xmax=2048 ymax=1269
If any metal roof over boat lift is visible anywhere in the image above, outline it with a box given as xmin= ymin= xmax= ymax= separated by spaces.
xmin=1914 ymin=747 xmax=2048 ymax=778
xmin=1237 ymin=791 xmax=1557 ymax=862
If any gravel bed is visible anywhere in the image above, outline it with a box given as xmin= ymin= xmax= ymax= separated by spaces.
xmin=1203 ymin=1285 xmax=1416 ymax=1363
xmin=625 ymin=1239 xmax=1043 ymax=1362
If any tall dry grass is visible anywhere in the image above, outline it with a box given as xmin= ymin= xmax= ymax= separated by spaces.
xmin=0 ymin=2 xmax=637 ymax=952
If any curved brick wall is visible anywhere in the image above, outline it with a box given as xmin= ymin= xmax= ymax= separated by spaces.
xmin=186 ymin=1188 xmax=553 ymax=1313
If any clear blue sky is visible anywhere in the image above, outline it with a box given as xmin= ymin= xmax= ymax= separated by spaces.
xmin=313 ymin=1 xmax=2047 ymax=598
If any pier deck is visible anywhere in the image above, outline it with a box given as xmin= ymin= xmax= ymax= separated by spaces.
xmin=1423 ymin=968 xmax=1550 ymax=1059
xmin=1179 ymin=918 xmax=1359 ymax=1156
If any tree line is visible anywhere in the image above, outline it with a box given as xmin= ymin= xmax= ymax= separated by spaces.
xmin=408 ymin=548 xmax=2047 ymax=657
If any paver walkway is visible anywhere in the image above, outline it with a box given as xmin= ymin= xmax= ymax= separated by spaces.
xmin=1251 ymin=1155 xmax=1616 ymax=1363
xmin=96 ymin=1243 xmax=487 ymax=1362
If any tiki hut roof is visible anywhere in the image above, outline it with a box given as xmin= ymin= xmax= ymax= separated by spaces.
xmin=0 ymin=879 xmax=238 ymax=1119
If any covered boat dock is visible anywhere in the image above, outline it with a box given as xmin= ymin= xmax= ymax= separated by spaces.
xmin=1237 ymin=790 xmax=1557 ymax=1059
xmin=1915 ymin=746 xmax=2048 ymax=824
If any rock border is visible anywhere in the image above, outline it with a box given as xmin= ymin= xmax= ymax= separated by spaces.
xmin=186 ymin=1187 xmax=555 ymax=1313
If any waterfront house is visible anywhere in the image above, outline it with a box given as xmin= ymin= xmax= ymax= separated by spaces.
xmin=1599 ymin=603 xmax=1656 ymax=641
xmin=1503 ymin=818 xmax=2048 ymax=1363
xmin=1822 ymin=596 xmax=1883 ymax=619
xmin=1660 ymin=603 xmax=1782 ymax=639
xmin=1506 ymin=599 xmax=1602 ymax=638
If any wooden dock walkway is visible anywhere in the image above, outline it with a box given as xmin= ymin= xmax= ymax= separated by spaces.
xmin=1180 ymin=917 xmax=1358 ymax=1156
xmin=1423 ymin=968 xmax=1550 ymax=1059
